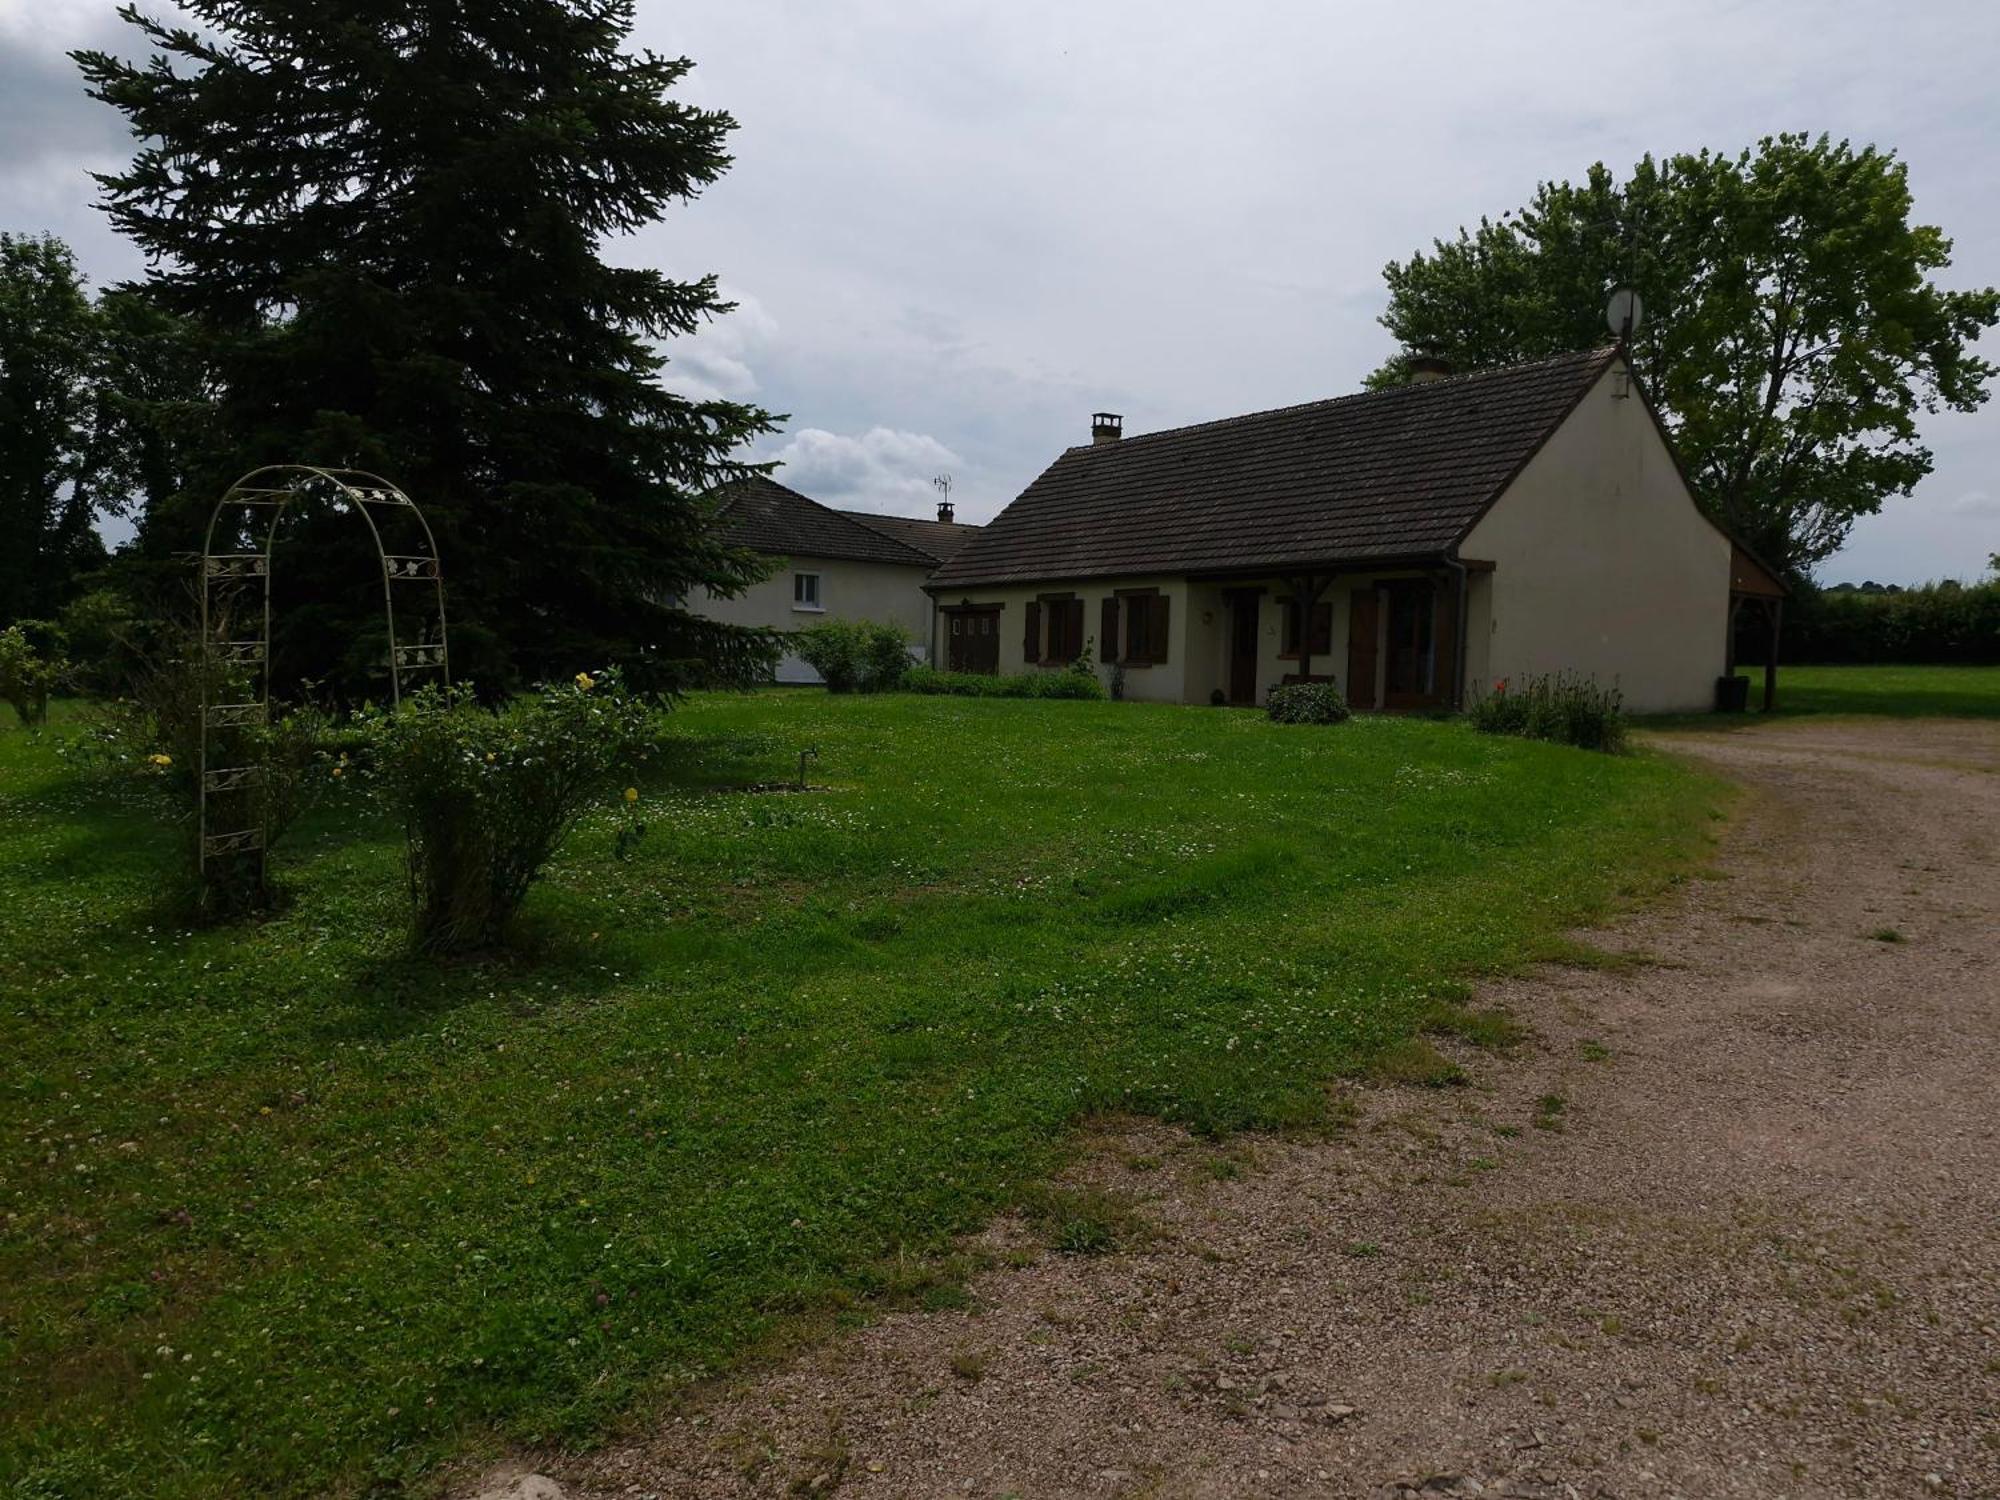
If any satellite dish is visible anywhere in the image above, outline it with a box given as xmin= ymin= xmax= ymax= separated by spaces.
xmin=1606 ymin=286 xmax=1644 ymax=342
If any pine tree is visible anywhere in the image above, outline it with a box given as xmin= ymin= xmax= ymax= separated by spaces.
xmin=77 ymin=0 xmax=779 ymax=692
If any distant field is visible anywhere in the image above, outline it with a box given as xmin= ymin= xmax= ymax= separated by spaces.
xmin=1 ymin=693 xmax=1723 ymax=1497
xmin=1746 ymin=664 xmax=2000 ymax=718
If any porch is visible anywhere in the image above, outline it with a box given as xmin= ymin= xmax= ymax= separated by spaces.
xmin=1185 ymin=565 xmax=1483 ymax=712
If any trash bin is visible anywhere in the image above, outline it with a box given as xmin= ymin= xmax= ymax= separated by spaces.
xmin=1714 ymin=674 xmax=1749 ymax=713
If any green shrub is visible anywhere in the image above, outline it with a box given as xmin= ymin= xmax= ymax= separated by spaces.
xmin=0 ymin=621 xmax=68 ymax=726
xmin=791 ymin=619 xmax=911 ymax=692
xmin=898 ymin=665 xmax=1107 ymax=700
xmin=1786 ymin=574 xmax=2000 ymax=664
xmin=63 ymin=623 xmax=349 ymax=915
xmin=1265 ymin=681 xmax=1350 ymax=725
xmin=361 ymin=668 xmax=656 ymax=954
xmin=1471 ymin=673 xmax=1626 ymax=753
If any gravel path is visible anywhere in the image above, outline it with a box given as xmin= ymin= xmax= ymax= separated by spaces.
xmin=490 ymin=718 xmax=2000 ymax=1500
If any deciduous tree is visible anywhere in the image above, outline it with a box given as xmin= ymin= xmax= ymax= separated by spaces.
xmin=1372 ymin=136 xmax=1999 ymax=578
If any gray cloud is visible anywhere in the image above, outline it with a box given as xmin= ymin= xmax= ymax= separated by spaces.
xmin=7 ymin=0 xmax=1997 ymax=580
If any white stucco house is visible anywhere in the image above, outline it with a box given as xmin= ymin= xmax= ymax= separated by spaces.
xmin=923 ymin=346 xmax=1783 ymax=715
xmin=696 ymin=475 xmax=982 ymax=684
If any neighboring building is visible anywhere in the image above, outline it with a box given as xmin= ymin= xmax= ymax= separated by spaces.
xmin=924 ymin=346 xmax=1751 ymax=715
xmin=698 ymin=475 xmax=981 ymax=683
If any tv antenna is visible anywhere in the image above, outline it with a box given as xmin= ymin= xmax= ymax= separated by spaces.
xmin=1606 ymin=286 xmax=1645 ymax=344
xmin=932 ymin=473 xmax=951 ymax=503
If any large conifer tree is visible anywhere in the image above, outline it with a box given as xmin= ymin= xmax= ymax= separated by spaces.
xmin=77 ymin=0 xmax=778 ymax=691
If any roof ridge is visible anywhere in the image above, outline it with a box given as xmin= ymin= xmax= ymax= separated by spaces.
xmin=1075 ymin=344 xmax=1619 ymax=454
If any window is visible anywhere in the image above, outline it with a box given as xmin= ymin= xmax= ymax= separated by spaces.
xmin=1108 ymin=589 xmax=1170 ymax=666
xmin=1047 ymin=595 xmax=1082 ymax=663
xmin=792 ymin=572 xmax=822 ymax=610
xmin=1281 ymin=597 xmax=1333 ymax=658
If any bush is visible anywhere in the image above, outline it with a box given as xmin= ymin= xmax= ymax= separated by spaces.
xmin=898 ymin=665 xmax=1107 ymax=700
xmin=0 ymin=621 xmax=68 ymax=726
xmin=63 ymin=621 xmax=350 ymax=915
xmin=1471 ymin=673 xmax=1625 ymax=753
xmin=1264 ymin=681 xmax=1350 ymax=725
xmin=791 ymin=619 xmax=911 ymax=693
xmin=361 ymin=668 xmax=656 ymax=954
xmin=1784 ymin=575 xmax=2000 ymax=664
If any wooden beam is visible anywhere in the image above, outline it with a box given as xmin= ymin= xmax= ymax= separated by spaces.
xmin=1288 ymin=572 xmax=1331 ymax=683
xmin=1724 ymin=595 xmax=1742 ymax=678
xmin=1763 ymin=597 xmax=1782 ymax=712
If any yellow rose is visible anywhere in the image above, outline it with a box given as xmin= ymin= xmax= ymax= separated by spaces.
xmin=148 ymin=753 xmax=172 ymax=767
xmin=574 ymin=672 xmax=595 ymax=692
xmin=623 ymin=787 xmax=638 ymax=803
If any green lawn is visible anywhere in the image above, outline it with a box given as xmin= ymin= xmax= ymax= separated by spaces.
xmin=1744 ymin=663 xmax=2000 ymax=718
xmin=1 ymin=693 xmax=1723 ymax=1497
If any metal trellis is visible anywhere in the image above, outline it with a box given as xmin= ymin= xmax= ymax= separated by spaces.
xmin=198 ymin=465 xmax=450 ymax=887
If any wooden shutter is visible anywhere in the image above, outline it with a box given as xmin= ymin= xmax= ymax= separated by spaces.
xmin=1023 ymin=600 xmax=1041 ymax=662
xmin=1101 ymin=597 xmax=1120 ymax=664
xmin=1066 ymin=598 xmax=1086 ymax=661
xmin=1347 ymin=588 xmax=1379 ymax=708
xmin=1149 ymin=594 xmax=1170 ymax=665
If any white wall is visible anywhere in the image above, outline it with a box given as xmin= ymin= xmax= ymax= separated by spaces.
xmin=1461 ymin=363 xmax=1732 ymax=714
xmin=699 ymin=553 xmax=936 ymax=683
xmin=927 ymin=576 xmax=1192 ymax=701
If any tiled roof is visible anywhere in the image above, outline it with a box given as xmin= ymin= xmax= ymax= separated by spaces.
xmin=927 ymin=346 xmax=1621 ymax=589
xmin=714 ymin=475 xmax=936 ymax=567
xmin=836 ymin=509 xmax=984 ymax=564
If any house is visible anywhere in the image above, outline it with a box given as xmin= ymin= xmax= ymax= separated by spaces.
xmin=699 ymin=475 xmax=982 ymax=683
xmin=924 ymin=346 xmax=1755 ymax=715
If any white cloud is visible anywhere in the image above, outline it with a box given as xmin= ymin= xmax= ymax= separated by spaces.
xmin=657 ymin=288 xmax=778 ymax=403
xmin=768 ymin=427 xmax=960 ymax=513
xmin=1951 ymin=489 xmax=2000 ymax=516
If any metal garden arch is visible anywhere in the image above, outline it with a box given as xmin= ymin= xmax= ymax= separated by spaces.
xmin=198 ymin=465 xmax=449 ymax=882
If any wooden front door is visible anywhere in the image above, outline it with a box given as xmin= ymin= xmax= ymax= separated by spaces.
xmin=1226 ymin=591 xmax=1260 ymax=704
xmin=1382 ymin=580 xmax=1436 ymax=709
xmin=1346 ymin=588 xmax=1380 ymax=709
xmin=947 ymin=607 xmax=1001 ymax=674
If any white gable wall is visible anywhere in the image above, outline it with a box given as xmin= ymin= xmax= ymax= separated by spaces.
xmin=1461 ymin=364 xmax=1730 ymax=714
xmin=698 ymin=553 xmax=936 ymax=684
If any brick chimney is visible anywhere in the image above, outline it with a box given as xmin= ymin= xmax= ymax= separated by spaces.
xmin=936 ymin=499 xmax=955 ymax=523
xmin=1406 ymin=354 xmax=1453 ymax=385
xmin=1091 ymin=412 xmax=1123 ymax=445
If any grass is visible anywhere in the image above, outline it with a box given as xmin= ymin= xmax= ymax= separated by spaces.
xmin=0 ymin=691 xmax=1723 ymax=1496
xmin=1725 ymin=664 xmax=2000 ymax=719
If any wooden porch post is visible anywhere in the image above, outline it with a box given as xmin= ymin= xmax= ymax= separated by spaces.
xmin=1762 ymin=597 xmax=1782 ymax=712
xmin=1724 ymin=595 xmax=1742 ymax=678
xmin=1288 ymin=573 xmax=1329 ymax=682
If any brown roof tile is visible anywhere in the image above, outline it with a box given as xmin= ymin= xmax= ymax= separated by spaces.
xmin=927 ymin=347 xmax=1620 ymax=589
xmin=715 ymin=476 xmax=937 ymax=568
xmin=836 ymin=509 xmax=985 ymax=564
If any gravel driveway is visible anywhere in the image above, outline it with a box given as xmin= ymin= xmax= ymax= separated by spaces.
xmin=499 ymin=718 xmax=2000 ymax=1500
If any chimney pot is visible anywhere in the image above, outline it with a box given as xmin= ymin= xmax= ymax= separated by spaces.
xmin=1406 ymin=354 xmax=1453 ymax=385
xmin=1090 ymin=411 xmax=1123 ymax=445
xmin=937 ymin=499 xmax=954 ymax=524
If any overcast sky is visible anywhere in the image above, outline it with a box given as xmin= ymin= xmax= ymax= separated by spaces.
xmin=5 ymin=0 xmax=1996 ymax=584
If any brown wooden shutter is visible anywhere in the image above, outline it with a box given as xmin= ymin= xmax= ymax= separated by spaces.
xmin=1023 ymin=600 xmax=1041 ymax=662
xmin=1101 ymin=597 xmax=1120 ymax=664
xmin=1150 ymin=594 xmax=1170 ymax=665
xmin=1066 ymin=598 xmax=1086 ymax=661
xmin=1347 ymin=588 xmax=1379 ymax=707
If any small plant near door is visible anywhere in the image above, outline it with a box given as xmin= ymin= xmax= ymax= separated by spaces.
xmin=1265 ymin=681 xmax=1351 ymax=725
